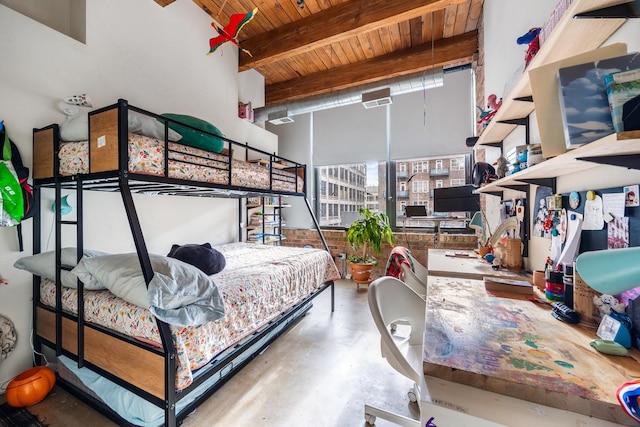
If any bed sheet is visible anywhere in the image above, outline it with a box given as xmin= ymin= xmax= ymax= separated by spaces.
xmin=39 ymin=243 xmax=339 ymax=390
xmin=58 ymin=134 xmax=303 ymax=192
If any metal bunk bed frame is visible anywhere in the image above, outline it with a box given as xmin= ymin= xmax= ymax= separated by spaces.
xmin=31 ymin=100 xmax=334 ymax=426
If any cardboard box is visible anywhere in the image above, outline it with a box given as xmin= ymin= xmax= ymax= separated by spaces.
xmin=557 ymin=53 xmax=640 ymax=149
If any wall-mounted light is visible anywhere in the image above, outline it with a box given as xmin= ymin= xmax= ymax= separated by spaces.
xmin=51 ymin=194 xmax=76 ymax=216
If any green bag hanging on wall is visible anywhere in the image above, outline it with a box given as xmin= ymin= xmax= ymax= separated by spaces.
xmin=0 ymin=126 xmax=23 ymax=226
xmin=0 ymin=160 xmax=23 ymax=225
xmin=1 ymin=121 xmax=35 ymax=251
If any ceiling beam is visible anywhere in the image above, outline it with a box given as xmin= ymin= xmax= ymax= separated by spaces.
xmin=239 ymin=0 xmax=469 ymax=71
xmin=265 ymin=31 xmax=477 ymax=105
xmin=154 ymin=0 xmax=176 ymax=6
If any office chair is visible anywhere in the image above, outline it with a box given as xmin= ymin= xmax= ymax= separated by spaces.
xmin=364 ymin=277 xmax=505 ymax=426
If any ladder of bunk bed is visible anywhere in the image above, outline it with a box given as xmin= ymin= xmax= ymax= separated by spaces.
xmin=118 ymin=177 xmax=179 ymax=427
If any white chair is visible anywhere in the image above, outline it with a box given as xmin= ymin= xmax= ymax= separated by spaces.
xmin=364 ymin=276 xmax=505 ymax=427
xmin=399 ymin=254 xmax=428 ymax=300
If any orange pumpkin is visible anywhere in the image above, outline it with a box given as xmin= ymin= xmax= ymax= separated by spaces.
xmin=5 ymin=366 xmax=56 ymax=407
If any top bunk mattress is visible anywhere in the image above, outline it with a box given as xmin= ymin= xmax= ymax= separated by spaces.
xmin=39 ymin=242 xmax=340 ymax=390
xmin=58 ymin=133 xmax=304 ymax=193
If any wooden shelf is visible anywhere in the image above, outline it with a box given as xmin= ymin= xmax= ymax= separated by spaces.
xmin=476 ymin=131 xmax=640 ymax=194
xmin=476 ymin=0 xmax=627 ymax=147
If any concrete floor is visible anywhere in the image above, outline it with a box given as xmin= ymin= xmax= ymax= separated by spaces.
xmin=9 ymin=279 xmax=418 ymax=427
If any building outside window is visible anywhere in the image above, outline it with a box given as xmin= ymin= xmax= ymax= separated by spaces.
xmin=316 ymin=162 xmax=383 ymax=226
xmin=315 ymin=154 xmax=467 ymax=229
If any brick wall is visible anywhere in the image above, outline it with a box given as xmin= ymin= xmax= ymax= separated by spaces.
xmin=282 ymin=228 xmax=476 ymax=280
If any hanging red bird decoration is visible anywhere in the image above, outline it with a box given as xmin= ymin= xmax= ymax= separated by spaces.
xmin=208 ymin=8 xmax=258 ymax=57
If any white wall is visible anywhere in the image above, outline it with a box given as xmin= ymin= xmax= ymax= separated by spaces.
xmin=0 ymin=1 xmax=276 ymax=385
xmin=483 ymin=0 xmax=557 ymax=101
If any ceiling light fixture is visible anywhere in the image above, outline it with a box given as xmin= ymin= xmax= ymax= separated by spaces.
xmin=362 ymin=88 xmax=392 ymax=109
xmin=297 ymin=0 xmax=304 ymax=9
xmin=268 ymin=109 xmax=295 ymax=125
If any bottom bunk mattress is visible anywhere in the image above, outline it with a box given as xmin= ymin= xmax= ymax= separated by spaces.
xmin=39 ymin=243 xmax=340 ymax=390
xmin=58 ymin=134 xmax=304 ymax=192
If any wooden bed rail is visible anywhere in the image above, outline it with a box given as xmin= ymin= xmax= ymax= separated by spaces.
xmin=36 ymin=307 xmax=166 ymax=400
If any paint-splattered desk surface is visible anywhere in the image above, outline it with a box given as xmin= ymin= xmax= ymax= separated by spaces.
xmin=423 ymin=276 xmax=640 ymax=426
xmin=427 ymin=249 xmax=530 ymax=281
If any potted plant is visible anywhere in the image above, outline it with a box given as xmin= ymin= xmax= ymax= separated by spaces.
xmin=347 ymin=207 xmax=394 ymax=283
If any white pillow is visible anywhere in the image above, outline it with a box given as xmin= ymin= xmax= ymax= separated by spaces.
xmin=71 ymin=253 xmax=225 ymax=327
xmin=59 ymin=113 xmax=89 ymax=142
xmin=13 ymin=248 xmax=108 ymax=289
xmin=128 ymin=111 xmax=182 ymax=141
xmin=59 ymin=111 xmax=182 ymax=142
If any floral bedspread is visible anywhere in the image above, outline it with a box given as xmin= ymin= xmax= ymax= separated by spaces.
xmin=58 ymin=134 xmax=303 ymax=193
xmin=39 ymin=243 xmax=339 ymax=390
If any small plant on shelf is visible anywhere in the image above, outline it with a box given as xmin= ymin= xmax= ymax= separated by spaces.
xmin=347 ymin=207 xmax=394 ymax=283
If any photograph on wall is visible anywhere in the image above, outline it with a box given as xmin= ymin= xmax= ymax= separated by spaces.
xmin=608 ymin=216 xmax=629 ymax=249
xmin=624 ymin=184 xmax=639 ymax=207
xmin=533 ymin=186 xmax=553 ymax=238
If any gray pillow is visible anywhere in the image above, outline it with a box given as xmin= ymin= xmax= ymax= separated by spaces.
xmin=13 ymin=248 xmax=108 ymax=289
xmin=71 ymin=253 xmax=225 ymax=327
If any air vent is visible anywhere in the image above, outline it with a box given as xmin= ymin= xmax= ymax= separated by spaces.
xmin=362 ymin=88 xmax=392 ymax=109
xmin=267 ymin=110 xmax=295 ymax=125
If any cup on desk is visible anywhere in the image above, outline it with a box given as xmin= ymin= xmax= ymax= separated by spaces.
xmin=478 ymin=246 xmax=491 ymax=258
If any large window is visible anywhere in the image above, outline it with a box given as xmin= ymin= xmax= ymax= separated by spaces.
xmin=396 ymin=154 xmax=471 ymax=229
xmin=316 ymin=162 xmax=385 ymax=226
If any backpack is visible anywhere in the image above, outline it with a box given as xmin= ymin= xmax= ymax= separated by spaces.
xmin=1 ymin=121 xmax=35 ymax=251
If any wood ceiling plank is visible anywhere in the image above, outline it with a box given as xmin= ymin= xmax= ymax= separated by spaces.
xmin=465 ymin=0 xmax=483 ymax=32
xmin=409 ymin=16 xmax=424 ymax=47
xmin=238 ymin=0 xmax=469 ymax=71
xmin=265 ymin=30 xmax=477 ymax=104
xmin=453 ymin=2 xmax=471 ymax=35
xmin=422 ymin=12 xmax=435 ymax=42
xmin=339 ymin=38 xmax=360 ymax=63
xmin=442 ymin=5 xmax=458 ymax=38
xmin=359 ymin=32 xmax=378 ymax=59
xmin=432 ymin=9 xmax=445 ymax=40
xmin=399 ymin=20 xmax=412 ymax=50
xmin=376 ymin=24 xmax=392 ymax=56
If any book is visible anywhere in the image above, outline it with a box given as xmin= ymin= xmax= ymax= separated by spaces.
xmin=483 ymin=277 xmax=533 ymax=295
xmin=557 ymin=53 xmax=640 ymax=148
xmin=605 ymin=69 xmax=640 ymax=132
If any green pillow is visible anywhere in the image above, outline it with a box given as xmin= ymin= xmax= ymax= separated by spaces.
xmin=161 ymin=113 xmax=225 ymax=153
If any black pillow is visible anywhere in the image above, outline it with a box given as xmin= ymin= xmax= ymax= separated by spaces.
xmin=167 ymin=243 xmax=226 ymax=275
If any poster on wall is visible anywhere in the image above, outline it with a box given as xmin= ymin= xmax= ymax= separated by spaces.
xmin=608 ymin=216 xmax=629 ymax=249
xmin=533 ymin=186 xmax=553 ymax=238
xmin=624 ymin=185 xmax=639 ymax=207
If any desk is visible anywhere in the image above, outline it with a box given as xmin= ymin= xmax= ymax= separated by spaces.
xmin=427 ymin=248 xmax=528 ymax=281
xmin=423 ymin=276 xmax=640 ymax=425
xmin=403 ymin=217 xmax=469 ymax=247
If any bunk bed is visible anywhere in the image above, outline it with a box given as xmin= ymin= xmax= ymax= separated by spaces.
xmin=28 ymin=99 xmax=339 ymax=426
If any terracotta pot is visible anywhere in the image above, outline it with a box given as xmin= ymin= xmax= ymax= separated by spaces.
xmin=350 ymin=262 xmax=374 ymax=283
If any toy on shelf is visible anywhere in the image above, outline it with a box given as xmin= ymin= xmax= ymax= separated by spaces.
xmin=517 ymin=27 xmax=541 ymax=68
xmin=476 ymin=93 xmax=502 ymax=128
